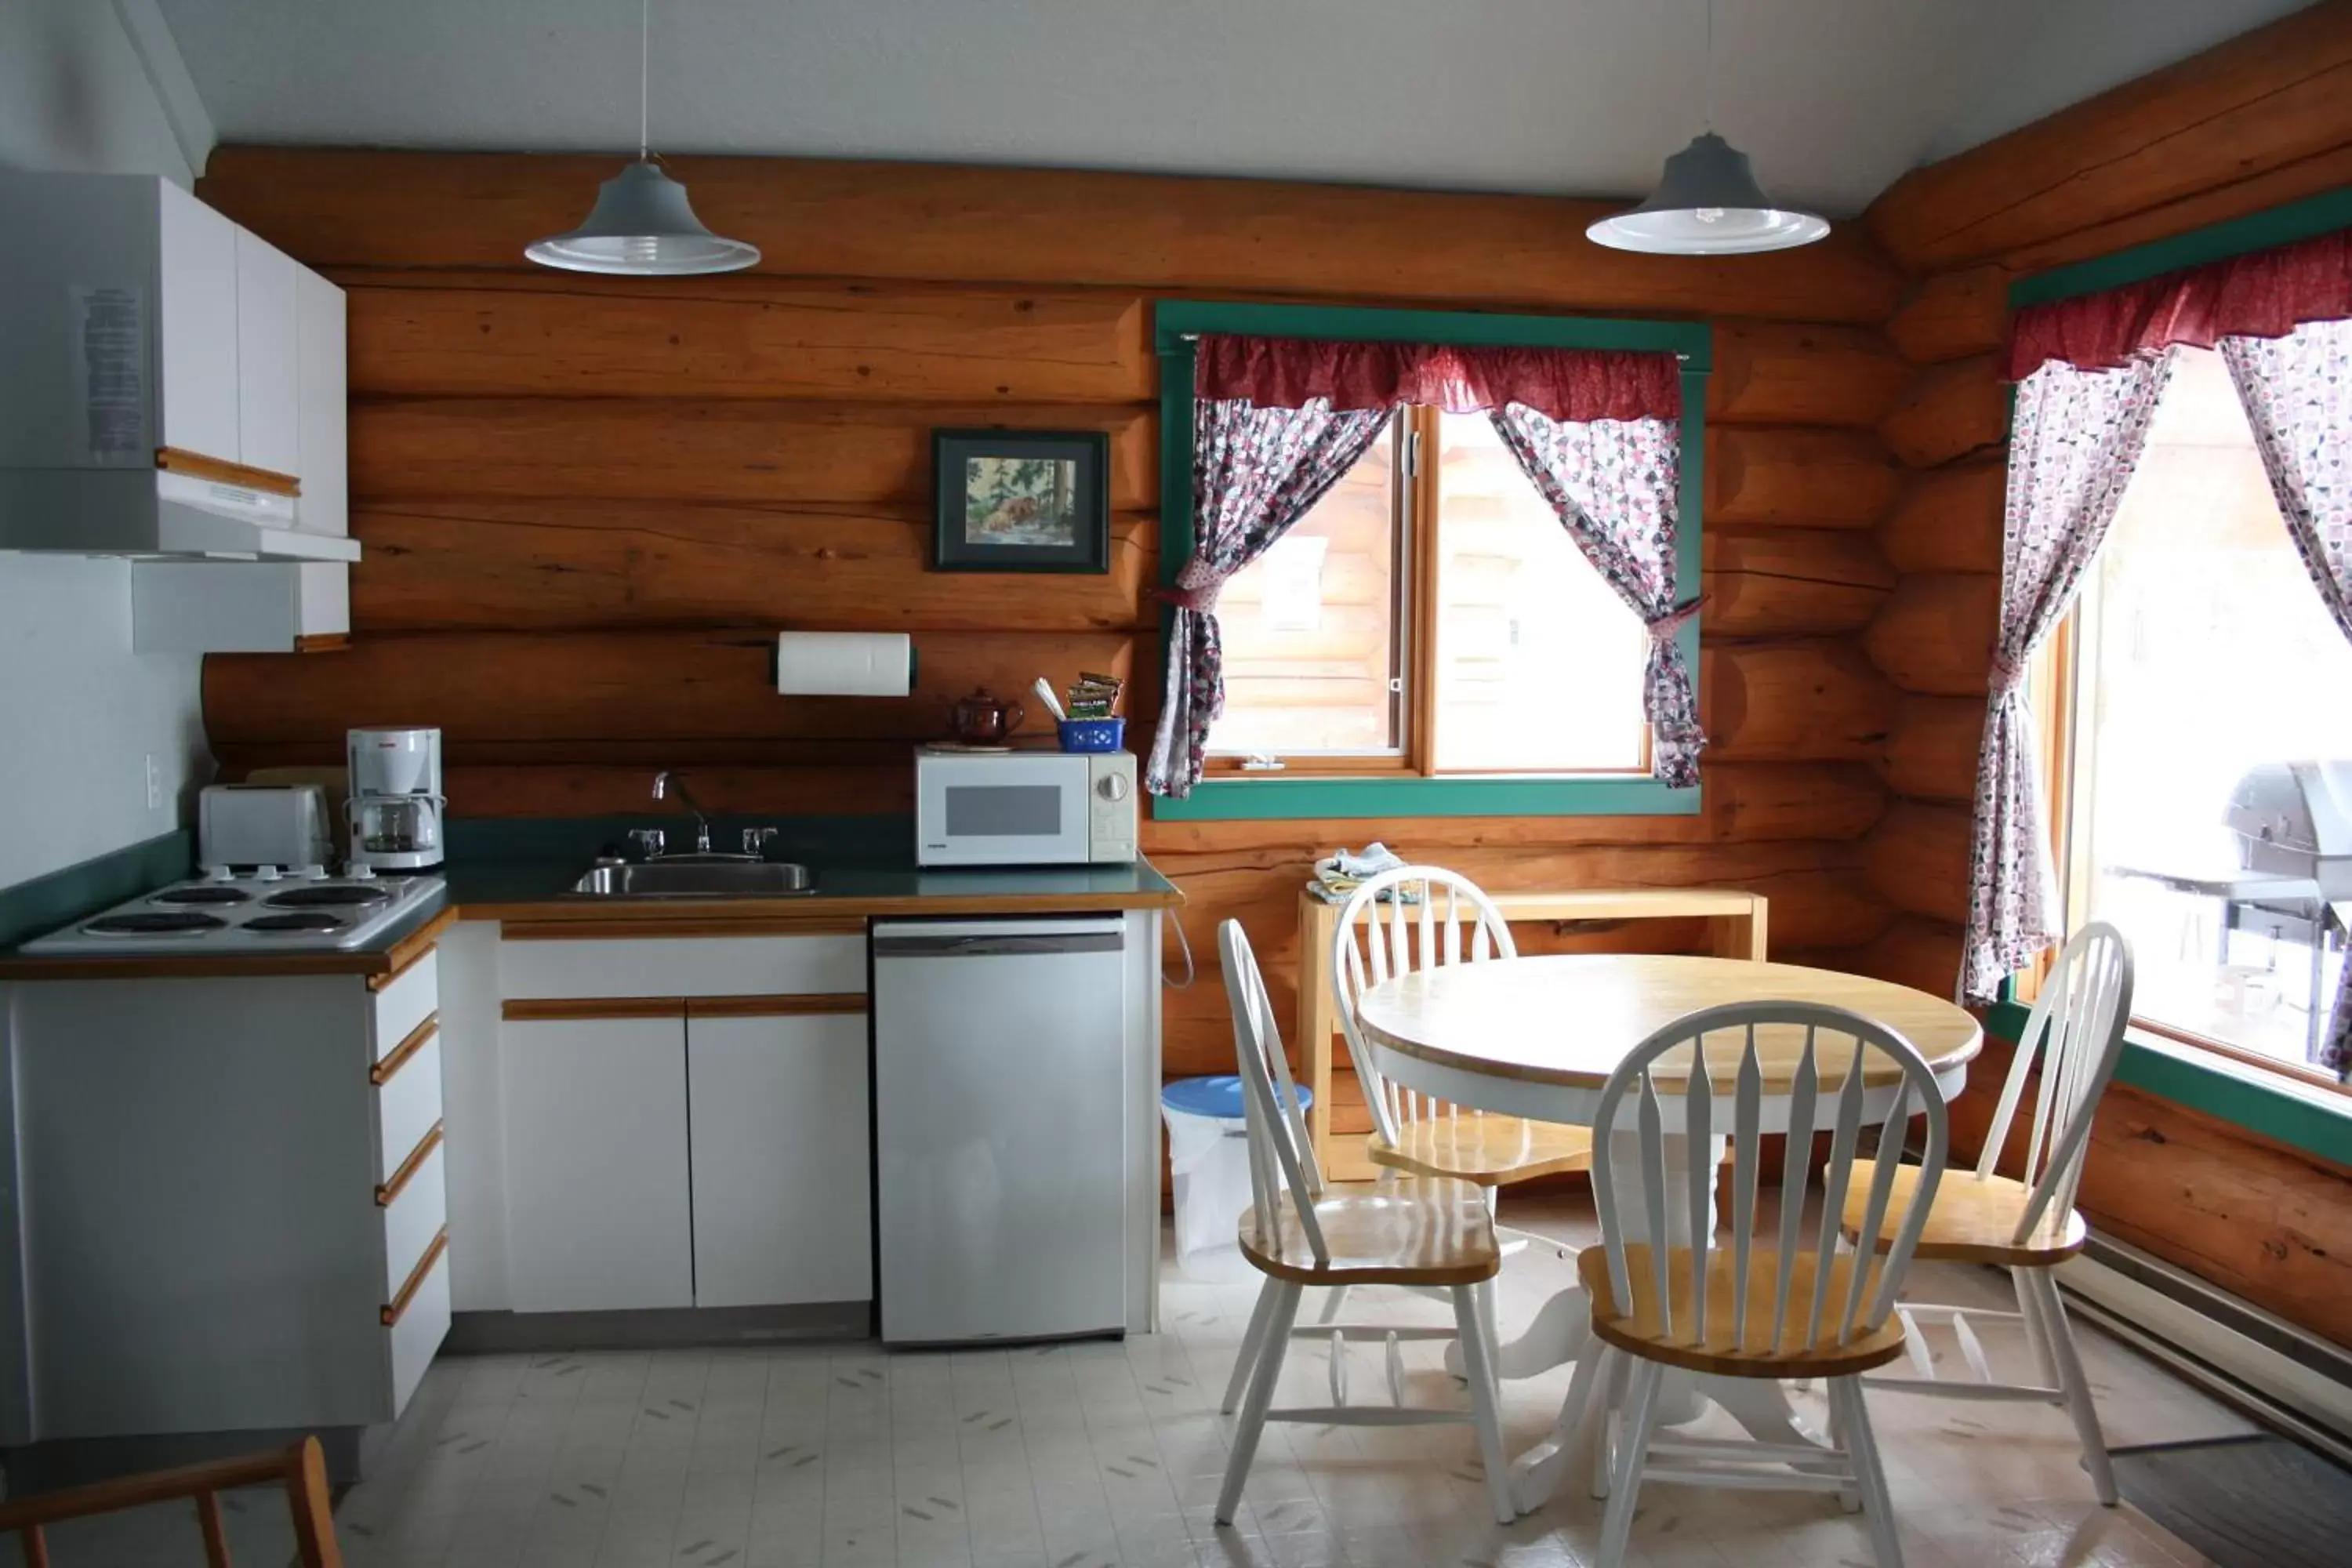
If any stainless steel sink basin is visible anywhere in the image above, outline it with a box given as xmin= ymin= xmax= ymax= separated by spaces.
xmin=568 ymin=861 xmax=816 ymax=898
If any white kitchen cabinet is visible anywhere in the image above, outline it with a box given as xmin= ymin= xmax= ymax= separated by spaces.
xmin=501 ymin=1014 xmax=695 ymax=1312
xmin=688 ymin=1011 xmax=872 ymax=1308
xmin=295 ymin=266 xmax=348 ymax=536
xmin=131 ymin=560 xmax=348 ymax=652
xmin=234 ymin=230 xmax=301 ymax=477
xmin=156 ymin=180 xmax=241 ymax=466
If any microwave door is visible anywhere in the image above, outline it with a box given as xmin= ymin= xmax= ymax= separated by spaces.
xmin=920 ymin=757 xmax=1088 ymax=865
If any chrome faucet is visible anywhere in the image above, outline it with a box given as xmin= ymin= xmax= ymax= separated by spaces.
xmin=651 ymin=770 xmax=713 ymax=855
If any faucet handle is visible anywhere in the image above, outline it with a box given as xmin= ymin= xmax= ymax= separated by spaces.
xmin=628 ymin=827 xmax=667 ymax=861
xmin=742 ymin=826 xmax=780 ymax=858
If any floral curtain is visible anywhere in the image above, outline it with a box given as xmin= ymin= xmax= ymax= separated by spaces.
xmin=1145 ymin=395 xmax=1389 ymax=797
xmin=2222 ymin=317 xmax=2352 ymax=1076
xmin=1195 ymin=336 xmax=1682 ymax=423
xmin=1962 ymin=353 xmax=2176 ymax=1003
xmin=1490 ymin=404 xmax=1701 ymax=787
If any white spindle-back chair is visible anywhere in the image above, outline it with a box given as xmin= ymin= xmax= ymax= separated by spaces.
xmin=1214 ymin=920 xmax=1517 ymax=1527
xmin=1848 ymin=922 xmax=2133 ymax=1504
xmin=1563 ymin=1003 xmax=1949 ymax=1568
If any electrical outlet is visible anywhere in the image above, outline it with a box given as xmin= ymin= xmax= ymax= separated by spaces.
xmin=144 ymin=753 xmax=162 ymax=811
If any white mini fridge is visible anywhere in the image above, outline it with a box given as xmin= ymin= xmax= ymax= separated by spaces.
xmin=872 ymin=917 xmax=1131 ymax=1344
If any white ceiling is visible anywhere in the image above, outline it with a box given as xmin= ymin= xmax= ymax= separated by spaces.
xmin=155 ymin=0 xmax=2311 ymax=216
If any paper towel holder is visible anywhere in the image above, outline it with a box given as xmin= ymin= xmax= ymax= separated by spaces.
xmin=771 ymin=631 xmax=917 ymax=697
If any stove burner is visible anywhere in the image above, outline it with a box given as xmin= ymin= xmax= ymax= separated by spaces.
xmin=83 ymin=911 xmax=230 ymax=935
xmin=151 ymin=886 xmax=252 ymax=906
xmin=265 ymin=884 xmax=394 ymax=909
xmin=245 ymin=911 xmax=349 ymax=934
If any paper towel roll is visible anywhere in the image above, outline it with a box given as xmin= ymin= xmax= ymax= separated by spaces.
xmin=774 ymin=632 xmax=914 ymax=697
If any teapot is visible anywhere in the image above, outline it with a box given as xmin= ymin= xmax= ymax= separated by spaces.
xmin=949 ymin=688 xmax=1025 ymax=745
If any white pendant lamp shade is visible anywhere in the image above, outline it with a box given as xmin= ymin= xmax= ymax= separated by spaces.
xmin=1587 ymin=132 xmax=1828 ymax=256
xmin=526 ymin=0 xmax=760 ymax=275
xmin=526 ymin=161 xmax=759 ymax=274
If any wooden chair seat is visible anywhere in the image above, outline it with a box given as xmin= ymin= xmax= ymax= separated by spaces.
xmin=1578 ymin=1243 xmax=1910 ymax=1380
xmin=1841 ymin=1160 xmax=2089 ymax=1265
xmin=1239 ymin=1176 xmax=1502 ymax=1287
xmin=1367 ymin=1112 xmax=1594 ymax=1185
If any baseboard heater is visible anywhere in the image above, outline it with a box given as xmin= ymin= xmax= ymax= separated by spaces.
xmin=2056 ymin=1234 xmax=2352 ymax=1468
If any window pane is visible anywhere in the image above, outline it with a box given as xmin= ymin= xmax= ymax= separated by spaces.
xmin=1430 ymin=412 xmax=1648 ymax=772
xmin=1204 ymin=420 xmax=1399 ymax=755
xmin=2072 ymin=345 xmax=2352 ymax=1071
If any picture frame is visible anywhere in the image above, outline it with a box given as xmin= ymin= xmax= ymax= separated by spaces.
xmin=931 ymin=429 xmax=1111 ymax=573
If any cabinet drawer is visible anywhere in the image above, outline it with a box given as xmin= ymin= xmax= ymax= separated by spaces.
xmin=372 ymin=949 xmax=438 ymax=1060
xmin=379 ymin=1128 xmax=445 ymax=1292
xmin=372 ymin=1028 xmax=442 ymax=1185
xmin=501 ymin=935 xmax=866 ymax=1000
xmin=385 ymin=1236 xmax=449 ymax=1421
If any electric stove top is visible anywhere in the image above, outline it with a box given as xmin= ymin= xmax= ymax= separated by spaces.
xmin=21 ymin=866 xmax=447 ymax=955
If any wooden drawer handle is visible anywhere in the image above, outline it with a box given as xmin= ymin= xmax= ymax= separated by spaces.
xmin=383 ymin=1229 xmax=448 ymax=1327
xmin=154 ymin=445 xmax=300 ymax=497
xmin=376 ymin=1122 xmax=444 ymax=1207
xmin=372 ymin=1016 xmax=438 ymax=1085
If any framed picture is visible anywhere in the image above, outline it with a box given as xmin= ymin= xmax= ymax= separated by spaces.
xmin=931 ymin=429 xmax=1111 ymax=573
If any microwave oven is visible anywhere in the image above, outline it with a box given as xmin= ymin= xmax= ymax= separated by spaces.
xmin=914 ymin=748 xmax=1138 ymax=867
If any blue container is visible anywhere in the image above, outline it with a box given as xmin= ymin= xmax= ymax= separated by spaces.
xmin=1057 ymin=717 xmax=1126 ymax=753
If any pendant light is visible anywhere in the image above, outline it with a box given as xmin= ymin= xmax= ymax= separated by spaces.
xmin=526 ymin=0 xmax=759 ymax=274
xmin=1586 ymin=0 xmax=1828 ymax=256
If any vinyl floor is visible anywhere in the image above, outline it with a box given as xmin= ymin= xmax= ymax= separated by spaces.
xmin=2111 ymin=1434 xmax=2352 ymax=1568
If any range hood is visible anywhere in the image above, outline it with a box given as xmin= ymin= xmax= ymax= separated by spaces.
xmin=0 ymin=468 xmax=359 ymax=562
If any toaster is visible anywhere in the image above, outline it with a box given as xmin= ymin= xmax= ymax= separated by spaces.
xmin=198 ymin=784 xmax=335 ymax=871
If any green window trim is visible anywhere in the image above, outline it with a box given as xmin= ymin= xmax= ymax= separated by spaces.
xmin=1149 ymin=299 xmax=1711 ymax=822
xmin=1982 ymin=999 xmax=2351 ymax=1172
xmin=2009 ymin=183 xmax=2352 ymax=310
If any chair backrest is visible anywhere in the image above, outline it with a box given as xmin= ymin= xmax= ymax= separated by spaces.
xmin=1976 ymin=921 xmax=2133 ymax=1243
xmin=1221 ymin=918 xmax=1327 ymax=1262
xmin=1331 ymin=866 xmax=1519 ymax=1145
xmin=0 ymin=1436 xmax=340 ymax=1567
xmin=1588 ymin=1002 xmax=1948 ymax=1356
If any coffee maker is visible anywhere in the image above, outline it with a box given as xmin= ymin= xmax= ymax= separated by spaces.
xmin=347 ymin=726 xmax=446 ymax=872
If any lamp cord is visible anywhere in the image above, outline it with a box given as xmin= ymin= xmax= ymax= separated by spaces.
xmin=1703 ymin=0 xmax=1716 ymax=132
xmin=637 ymin=0 xmax=650 ymax=161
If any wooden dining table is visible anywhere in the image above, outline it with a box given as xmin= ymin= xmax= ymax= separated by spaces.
xmin=1351 ymin=952 xmax=1982 ymax=1512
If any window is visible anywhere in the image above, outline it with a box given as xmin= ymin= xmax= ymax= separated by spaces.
xmin=2041 ymin=343 xmax=2352 ymax=1083
xmin=1207 ymin=406 xmax=1652 ymax=777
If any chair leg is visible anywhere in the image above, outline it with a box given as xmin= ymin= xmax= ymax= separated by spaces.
xmin=1222 ymin=1279 xmax=1280 ymax=1415
xmin=1475 ymin=1281 xmax=1504 ymax=1398
xmin=1592 ymin=1349 xmax=1626 ymax=1500
xmin=1594 ymin=1358 xmax=1664 ymax=1568
xmin=2013 ymin=1266 xmax=2060 ymax=1394
xmin=1829 ymin=1377 xmax=1904 ymax=1568
xmin=1828 ymin=1378 xmax=1859 ymax=1512
xmin=1450 ymin=1284 xmax=1516 ymax=1524
xmin=2030 ymin=1269 xmax=2118 ymax=1505
xmin=1216 ymin=1281 xmax=1302 ymax=1526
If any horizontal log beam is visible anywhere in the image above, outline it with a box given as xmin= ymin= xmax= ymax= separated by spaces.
xmin=441 ymin=764 xmax=917 ymax=818
xmin=1862 ymin=800 xmax=1975 ymax=925
xmin=1875 ymin=695 xmax=1986 ymax=804
xmin=1704 ymin=640 xmax=1896 ymax=762
xmin=1706 ymin=427 xmax=1900 ymax=532
xmin=349 ymin=501 xmax=1153 ymax=634
xmin=349 ymin=398 xmax=1155 ymax=510
xmin=1835 ymin=913 xmax=1966 ymax=1000
xmin=200 ymin=147 xmax=1904 ymax=324
xmin=1863 ymin=572 xmax=2001 ymax=695
xmin=2002 ymin=140 xmax=2352 ymax=276
xmin=1708 ymin=323 xmax=1909 ymax=428
xmin=1879 ymin=356 xmax=2008 ymax=470
xmin=1886 ymin=267 xmax=2013 ymax=366
xmin=1702 ymin=530 xmax=1897 ymax=637
xmin=1881 ymin=459 xmax=2006 ymax=575
xmin=1865 ymin=5 xmax=2352 ymax=270
xmin=343 ymin=273 xmax=1152 ymax=403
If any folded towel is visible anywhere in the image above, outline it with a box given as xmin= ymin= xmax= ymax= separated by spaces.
xmin=1305 ymin=843 xmax=1417 ymax=904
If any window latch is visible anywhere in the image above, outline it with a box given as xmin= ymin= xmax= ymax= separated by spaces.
xmin=1241 ymin=753 xmax=1288 ymax=772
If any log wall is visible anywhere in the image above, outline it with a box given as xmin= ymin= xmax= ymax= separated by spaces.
xmin=195 ymin=147 xmax=1911 ymax=1092
xmin=1855 ymin=2 xmax=2352 ymax=1345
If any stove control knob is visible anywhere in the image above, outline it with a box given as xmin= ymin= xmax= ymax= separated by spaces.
xmin=300 ymin=863 xmax=330 ymax=880
xmin=347 ymin=863 xmax=376 ymax=880
xmin=253 ymin=864 xmax=281 ymax=882
xmin=202 ymin=864 xmax=234 ymax=882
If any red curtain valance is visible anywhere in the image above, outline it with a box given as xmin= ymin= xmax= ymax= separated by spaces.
xmin=1193 ymin=334 xmax=1682 ymax=423
xmin=2007 ymin=227 xmax=2352 ymax=381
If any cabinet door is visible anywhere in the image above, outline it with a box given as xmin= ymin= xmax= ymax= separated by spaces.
xmin=501 ymin=1015 xmax=693 ymax=1312
xmin=294 ymin=267 xmax=347 ymax=535
xmin=233 ymin=229 xmax=300 ymax=477
xmin=155 ymin=182 xmax=240 ymax=464
xmin=688 ymin=1011 xmax=871 ymax=1308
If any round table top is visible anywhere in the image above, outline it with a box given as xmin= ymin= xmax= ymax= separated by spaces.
xmin=1354 ymin=953 xmax=1981 ymax=1094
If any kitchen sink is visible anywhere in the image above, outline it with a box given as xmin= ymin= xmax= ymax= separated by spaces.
xmin=568 ymin=861 xmax=817 ymax=898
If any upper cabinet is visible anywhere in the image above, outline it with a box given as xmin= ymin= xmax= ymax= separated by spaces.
xmin=296 ymin=267 xmax=349 ymax=539
xmin=233 ymin=229 xmax=302 ymax=481
xmin=155 ymin=181 xmax=241 ymax=467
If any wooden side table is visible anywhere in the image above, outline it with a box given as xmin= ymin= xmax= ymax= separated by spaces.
xmin=1294 ymin=887 xmax=1770 ymax=1180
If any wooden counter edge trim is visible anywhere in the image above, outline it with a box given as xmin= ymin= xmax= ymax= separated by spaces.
xmin=154 ymin=446 xmax=300 ymax=497
xmin=687 ymin=993 xmax=868 ymax=1018
xmin=382 ymin=1229 xmax=449 ymax=1327
xmin=369 ymin=906 xmax=458 ymax=989
xmin=370 ymin=1015 xmax=439 ymax=1084
xmin=376 ymin=1121 xmax=445 ymax=1207
xmin=469 ymin=889 xmax=1184 ymax=927
xmin=503 ymin=996 xmax=689 ymax=1021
